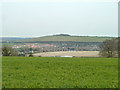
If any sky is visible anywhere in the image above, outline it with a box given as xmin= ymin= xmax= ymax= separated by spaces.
xmin=1 ymin=0 xmax=118 ymax=37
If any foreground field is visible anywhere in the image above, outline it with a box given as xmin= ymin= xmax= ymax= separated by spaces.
xmin=2 ymin=57 xmax=118 ymax=88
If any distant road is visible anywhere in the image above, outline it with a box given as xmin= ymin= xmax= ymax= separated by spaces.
xmin=33 ymin=51 xmax=99 ymax=57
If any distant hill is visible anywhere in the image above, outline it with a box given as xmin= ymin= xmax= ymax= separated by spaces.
xmin=13 ymin=34 xmax=114 ymax=43
xmin=1 ymin=37 xmax=30 ymax=42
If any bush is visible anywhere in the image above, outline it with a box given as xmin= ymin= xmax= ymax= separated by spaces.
xmin=2 ymin=45 xmax=18 ymax=56
xmin=29 ymin=53 xmax=33 ymax=57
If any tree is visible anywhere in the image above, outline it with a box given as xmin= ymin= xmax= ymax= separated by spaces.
xmin=2 ymin=45 xmax=18 ymax=56
xmin=99 ymin=38 xmax=118 ymax=57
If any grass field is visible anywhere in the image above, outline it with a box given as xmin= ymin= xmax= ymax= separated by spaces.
xmin=2 ymin=57 xmax=118 ymax=88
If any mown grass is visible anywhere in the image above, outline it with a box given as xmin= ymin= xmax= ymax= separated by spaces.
xmin=2 ymin=57 xmax=118 ymax=88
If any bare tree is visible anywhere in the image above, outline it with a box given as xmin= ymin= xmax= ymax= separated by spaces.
xmin=99 ymin=38 xmax=118 ymax=57
xmin=2 ymin=45 xmax=18 ymax=56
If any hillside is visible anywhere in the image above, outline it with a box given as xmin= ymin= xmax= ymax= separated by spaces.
xmin=15 ymin=34 xmax=114 ymax=42
xmin=1 ymin=37 xmax=30 ymax=42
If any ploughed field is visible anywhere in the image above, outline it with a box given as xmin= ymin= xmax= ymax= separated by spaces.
xmin=2 ymin=57 xmax=118 ymax=88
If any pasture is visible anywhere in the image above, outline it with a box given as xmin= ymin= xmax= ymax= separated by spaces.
xmin=2 ymin=57 xmax=118 ymax=88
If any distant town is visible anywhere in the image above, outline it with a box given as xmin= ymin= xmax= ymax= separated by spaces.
xmin=11 ymin=42 xmax=100 ymax=56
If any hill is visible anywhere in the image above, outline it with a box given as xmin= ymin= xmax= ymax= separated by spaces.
xmin=15 ymin=34 xmax=114 ymax=43
xmin=1 ymin=37 xmax=30 ymax=42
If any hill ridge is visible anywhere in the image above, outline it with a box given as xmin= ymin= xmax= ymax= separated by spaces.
xmin=12 ymin=34 xmax=114 ymax=43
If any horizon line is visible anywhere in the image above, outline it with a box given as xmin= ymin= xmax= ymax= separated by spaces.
xmin=0 ymin=34 xmax=118 ymax=38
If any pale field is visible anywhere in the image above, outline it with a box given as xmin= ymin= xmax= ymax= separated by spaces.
xmin=33 ymin=51 xmax=100 ymax=57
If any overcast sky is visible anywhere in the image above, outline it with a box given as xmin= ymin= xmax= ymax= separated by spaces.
xmin=2 ymin=1 xmax=118 ymax=37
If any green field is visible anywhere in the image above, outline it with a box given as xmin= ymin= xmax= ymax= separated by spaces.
xmin=2 ymin=57 xmax=118 ymax=88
